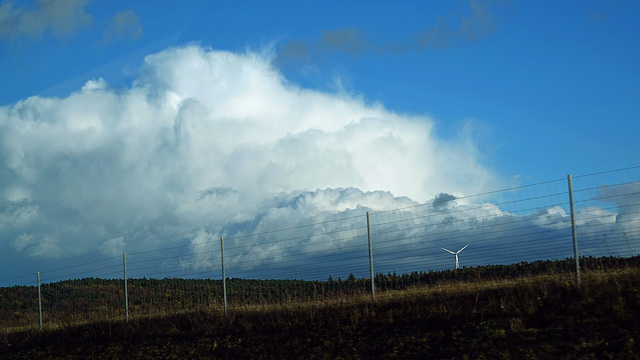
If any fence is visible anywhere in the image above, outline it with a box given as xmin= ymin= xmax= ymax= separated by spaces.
xmin=1 ymin=166 xmax=639 ymax=331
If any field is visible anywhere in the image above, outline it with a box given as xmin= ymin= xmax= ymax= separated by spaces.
xmin=1 ymin=257 xmax=640 ymax=359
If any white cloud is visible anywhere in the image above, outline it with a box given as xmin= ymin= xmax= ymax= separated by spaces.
xmin=12 ymin=233 xmax=63 ymax=258
xmin=597 ymin=182 xmax=640 ymax=242
xmin=80 ymin=77 xmax=108 ymax=92
xmin=529 ymin=206 xmax=570 ymax=230
xmin=3 ymin=43 xmax=634 ymax=279
xmin=176 ymin=186 xmax=632 ymax=278
xmin=0 ymin=44 xmax=494 ymax=263
xmin=99 ymin=236 xmax=125 ymax=257
xmin=187 ymin=230 xmax=219 ymax=271
xmin=0 ymin=200 xmax=38 ymax=229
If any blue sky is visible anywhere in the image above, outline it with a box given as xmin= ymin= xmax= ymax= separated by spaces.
xmin=0 ymin=1 xmax=639 ymax=282
xmin=2 ymin=1 xmax=638 ymax=181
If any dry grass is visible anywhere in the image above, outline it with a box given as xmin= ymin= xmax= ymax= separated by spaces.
xmin=2 ymin=267 xmax=639 ymax=359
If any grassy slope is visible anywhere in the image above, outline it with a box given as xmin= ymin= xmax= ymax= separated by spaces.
xmin=2 ymin=269 xmax=639 ymax=359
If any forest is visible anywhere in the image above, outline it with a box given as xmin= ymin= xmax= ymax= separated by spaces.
xmin=1 ymin=255 xmax=638 ymax=330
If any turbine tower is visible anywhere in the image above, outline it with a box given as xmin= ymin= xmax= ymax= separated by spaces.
xmin=441 ymin=244 xmax=469 ymax=269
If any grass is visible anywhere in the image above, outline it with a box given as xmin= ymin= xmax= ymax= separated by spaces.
xmin=1 ymin=267 xmax=639 ymax=359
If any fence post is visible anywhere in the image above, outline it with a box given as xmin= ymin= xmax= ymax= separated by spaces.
xmin=221 ymin=237 xmax=228 ymax=316
xmin=367 ymin=212 xmax=375 ymax=301
xmin=567 ymin=175 xmax=581 ymax=285
xmin=37 ymin=271 xmax=43 ymax=330
xmin=123 ymin=253 xmax=129 ymax=322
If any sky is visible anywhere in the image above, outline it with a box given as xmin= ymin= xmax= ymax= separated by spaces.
xmin=0 ymin=0 xmax=639 ymax=283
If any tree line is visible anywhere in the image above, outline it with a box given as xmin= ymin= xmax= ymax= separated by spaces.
xmin=1 ymin=255 xmax=638 ymax=328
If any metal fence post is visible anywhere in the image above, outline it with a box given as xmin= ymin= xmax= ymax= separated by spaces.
xmin=37 ymin=271 xmax=43 ymax=330
xmin=123 ymin=253 xmax=129 ymax=322
xmin=367 ymin=212 xmax=375 ymax=301
xmin=221 ymin=237 xmax=228 ymax=316
xmin=567 ymin=175 xmax=581 ymax=285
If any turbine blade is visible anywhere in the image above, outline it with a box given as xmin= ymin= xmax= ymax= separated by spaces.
xmin=456 ymin=244 xmax=469 ymax=254
xmin=441 ymin=248 xmax=456 ymax=255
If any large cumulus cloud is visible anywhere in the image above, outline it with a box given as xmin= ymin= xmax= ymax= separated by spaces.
xmin=3 ymin=44 xmax=635 ymax=282
xmin=0 ymin=44 xmax=495 ymax=262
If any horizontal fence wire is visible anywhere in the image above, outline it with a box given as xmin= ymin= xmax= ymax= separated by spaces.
xmin=1 ymin=166 xmax=639 ymax=331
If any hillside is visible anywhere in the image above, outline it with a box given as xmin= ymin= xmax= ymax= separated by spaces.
xmin=1 ymin=258 xmax=639 ymax=359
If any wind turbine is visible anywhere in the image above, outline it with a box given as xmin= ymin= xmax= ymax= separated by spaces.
xmin=441 ymin=244 xmax=469 ymax=269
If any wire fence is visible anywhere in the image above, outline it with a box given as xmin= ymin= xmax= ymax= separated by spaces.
xmin=1 ymin=166 xmax=639 ymax=331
